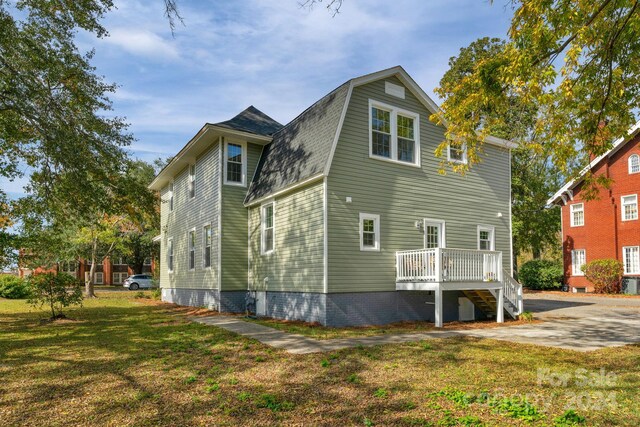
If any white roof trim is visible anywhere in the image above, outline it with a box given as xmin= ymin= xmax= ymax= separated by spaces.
xmin=547 ymin=120 xmax=640 ymax=206
xmin=152 ymin=235 xmax=162 ymax=243
xmin=244 ymin=173 xmax=324 ymax=207
xmin=149 ymin=125 xmax=272 ymax=191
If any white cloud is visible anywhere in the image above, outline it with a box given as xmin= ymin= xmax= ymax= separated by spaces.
xmin=104 ymin=28 xmax=179 ymax=60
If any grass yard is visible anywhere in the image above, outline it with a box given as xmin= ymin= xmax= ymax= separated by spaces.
xmin=1 ymin=292 xmax=639 ymax=426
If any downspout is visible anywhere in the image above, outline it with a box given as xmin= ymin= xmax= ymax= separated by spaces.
xmin=609 ymin=159 xmax=619 ymax=262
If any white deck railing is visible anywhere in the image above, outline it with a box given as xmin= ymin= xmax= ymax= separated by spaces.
xmin=396 ymin=247 xmax=503 ymax=283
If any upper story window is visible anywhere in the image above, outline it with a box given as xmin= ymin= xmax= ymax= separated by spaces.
xmin=477 ymin=226 xmax=495 ymax=251
xmin=447 ymin=142 xmax=467 ymax=164
xmin=203 ymin=224 xmax=212 ymax=268
xmin=629 ymin=154 xmax=640 ymax=174
xmin=571 ymin=249 xmax=586 ymax=276
xmin=189 ymin=164 xmax=196 ymax=198
xmin=224 ymin=141 xmax=247 ymax=186
xmin=369 ymin=100 xmax=420 ymax=166
xmin=570 ymin=203 xmax=584 ymax=227
xmin=143 ymin=257 xmax=152 ymax=266
xmin=623 ymin=246 xmax=640 ymax=274
xmin=261 ymin=203 xmax=275 ymax=254
xmin=359 ymin=213 xmax=380 ymax=251
xmin=169 ymin=181 xmax=174 ymax=212
xmin=622 ymin=194 xmax=638 ymax=221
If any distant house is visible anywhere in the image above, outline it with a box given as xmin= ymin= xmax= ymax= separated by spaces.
xmin=20 ymin=256 xmax=153 ymax=285
xmin=150 ymin=66 xmax=522 ymax=327
xmin=548 ymin=122 xmax=640 ymax=292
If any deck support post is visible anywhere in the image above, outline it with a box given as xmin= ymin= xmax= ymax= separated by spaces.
xmin=435 ymin=286 xmax=443 ymax=328
xmin=496 ymin=287 xmax=504 ymax=323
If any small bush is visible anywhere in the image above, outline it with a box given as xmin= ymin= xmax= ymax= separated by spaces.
xmin=519 ymin=311 xmax=534 ymax=322
xmin=519 ymin=260 xmax=563 ymax=290
xmin=582 ymin=259 xmax=623 ymax=294
xmin=27 ymin=273 xmax=83 ymax=319
xmin=0 ymin=275 xmax=29 ymax=299
xmin=151 ymin=287 xmax=161 ymax=300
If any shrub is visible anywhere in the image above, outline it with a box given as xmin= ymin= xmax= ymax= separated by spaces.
xmin=27 ymin=273 xmax=83 ymax=319
xmin=0 ymin=275 xmax=29 ymax=299
xmin=518 ymin=260 xmax=563 ymax=290
xmin=582 ymin=259 xmax=623 ymax=294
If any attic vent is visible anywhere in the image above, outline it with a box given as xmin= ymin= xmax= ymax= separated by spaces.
xmin=385 ymin=81 xmax=405 ymax=99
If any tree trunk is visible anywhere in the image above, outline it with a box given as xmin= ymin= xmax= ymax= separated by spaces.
xmin=85 ymin=237 xmax=97 ymax=298
xmin=532 ymin=247 xmax=541 ymax=260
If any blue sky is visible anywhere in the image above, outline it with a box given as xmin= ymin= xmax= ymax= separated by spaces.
xmin=2 ymin=0 xmax=514 ymax=196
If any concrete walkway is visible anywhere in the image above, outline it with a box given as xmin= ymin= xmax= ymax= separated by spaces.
xmin=191 ymin=294 xmax=640 ymax=354
xmin=191 ymin=315 xmax=460 ymax=354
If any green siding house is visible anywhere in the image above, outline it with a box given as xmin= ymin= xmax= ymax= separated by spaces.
xmin=150 ymin=66 xmax=523 ymax=327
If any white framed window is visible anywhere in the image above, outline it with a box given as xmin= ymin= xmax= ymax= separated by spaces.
xmin=623 ymin=246 xmax=640 ymax=274
xmin=359 ymin=213 xmax=380 ymax=251
xmin=188 ymin=229 xmax=196 ymax=270
xmin=189 ymin=164 xmax=196 ymax=198
xmin=369 ymin=100 xmax=420 ymax=166
xmin=570 ymin=203 xmax=584 ymax=227
xmin=224 ymin=140 xmax=247 ymax=186
xmin=143 ymin=257 xmax=152 ymax=266
xmin=167 ymin=238 xmax=174 ymax=272
xmin=66 ymin=261 xmax=76 ymax=272
xmin=571 ymin=249 xmax=586 ymax=276
xmin=203 ymin=224 xmax=212 ymax=268
xmin=424 ymin=219 xmax=445 ymax=249
xmin=477 ymin=225 xmax=495 ymax=251
xmin=447 ymin=142 xmax=467 ymax=164
xmin=622 ymin=194 xmax=638 ymax=221
xmin=629 ymin=154 xmax=640 ymax=174
xmin=94 ymin=272 xmax=104 ymax=284
xmin=112 ymin=272 xmax=128 ymax=284
xmin=261 ymin=202 xmax=275 ymax=254
xmin=169 ymin=181 xmax=174 ymax=212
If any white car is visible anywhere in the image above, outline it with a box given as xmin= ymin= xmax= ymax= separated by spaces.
xmin=123 ymin=274 xmax=154 ymax=290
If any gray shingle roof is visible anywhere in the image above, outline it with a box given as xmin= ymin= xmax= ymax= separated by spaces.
xmin=245 ymin=82 xmax=350 ymax=204
xmin=214 ymin=105 xmax=283 ymax=136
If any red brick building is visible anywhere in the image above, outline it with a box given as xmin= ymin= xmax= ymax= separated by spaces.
xmin=21 ymin=257 xmax=154 ymax=286
xmin=548 ymin=123 xmax=640 ymax=292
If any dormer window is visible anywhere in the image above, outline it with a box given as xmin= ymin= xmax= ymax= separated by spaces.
xmin=629 ymin=154 xmax=640 ymax=174
xmin=224 ymin=140 xmax=247 ymax=186
xmin=369 ymin=100 xmax=420 ymax=166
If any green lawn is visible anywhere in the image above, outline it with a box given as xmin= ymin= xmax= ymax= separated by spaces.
xmin=1 ymin=293 xmax=638 ymax=426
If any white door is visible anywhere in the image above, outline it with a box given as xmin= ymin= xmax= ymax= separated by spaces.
xmin=424 ymin=219 xmax=445 ymax=249
xmin=255 ymin=291 xmax=266 ymax=316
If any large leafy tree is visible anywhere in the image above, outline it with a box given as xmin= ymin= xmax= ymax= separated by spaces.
xmin=439 ymin=38 xmax=564 ymax=268
xmin=433 ymin=0 xmax=640 ymax=189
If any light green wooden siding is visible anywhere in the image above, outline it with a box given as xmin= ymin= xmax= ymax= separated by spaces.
xmin=220 ymin=141 xmax=263 ymax=291
xmin=327 ymin=77 xmax=512 ymax=293
xmin=248 ymin=181 xmax=325 ymax=293
xmin=160 ymin=142 xmax=220 ymax=289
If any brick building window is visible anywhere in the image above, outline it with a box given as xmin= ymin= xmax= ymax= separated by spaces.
xmin=623 ymin=246 xmax=640 ymax=274
xmin=570 ymin=203 xmax=584 ymax=227
xmin=629 ymin=154 xmax=640 ymax=174
xmin=571 ymin=249 xmax=586 ymax=276
xmin=622 ymin=195 xmax=638 ymax=221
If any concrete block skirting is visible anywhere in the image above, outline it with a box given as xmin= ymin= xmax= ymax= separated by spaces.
xmin=161 ymin=288 xmax=246 ymax=313
xmin=162 ymin=288 xmax=463 ymax=327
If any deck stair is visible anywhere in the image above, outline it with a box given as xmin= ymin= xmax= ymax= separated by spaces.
xmin=462 ymin=290 xmax=497 ymax=317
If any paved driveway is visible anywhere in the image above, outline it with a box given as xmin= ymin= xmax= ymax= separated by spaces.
xmin=463 ymin=293 xmax=640 ymax=351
